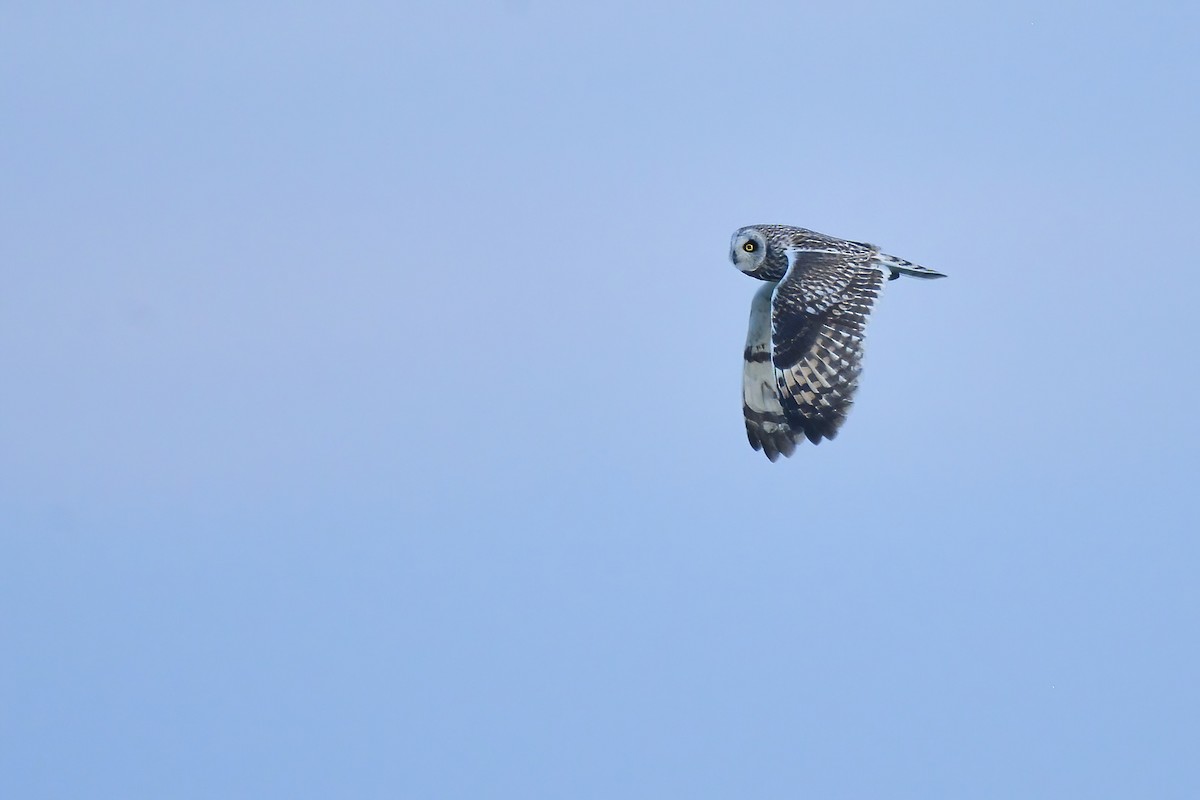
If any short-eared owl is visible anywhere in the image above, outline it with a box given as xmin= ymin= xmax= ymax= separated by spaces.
xmin=731 ymin=224 xmax=945 ymax=461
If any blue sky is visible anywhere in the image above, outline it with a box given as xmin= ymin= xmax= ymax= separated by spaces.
xmin=3 ymin=1 xmax=1198 ymax=797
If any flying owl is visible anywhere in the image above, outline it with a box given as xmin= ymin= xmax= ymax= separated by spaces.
xmin=731 ymin=224 xmax=945 ymax=461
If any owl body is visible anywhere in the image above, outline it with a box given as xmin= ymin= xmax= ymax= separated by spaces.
xmin=731 ymin=224 xmax=945 ymax=461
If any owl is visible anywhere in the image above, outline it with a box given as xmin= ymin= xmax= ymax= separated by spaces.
xmin=731 ymin=224 xmax=945 ymax=461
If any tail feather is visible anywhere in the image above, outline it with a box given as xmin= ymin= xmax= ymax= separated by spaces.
xmin=876 ymin=252 xmax=947 ymax=280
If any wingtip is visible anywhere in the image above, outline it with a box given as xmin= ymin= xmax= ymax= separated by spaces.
xmin=747 ymin=429 xmax=799 ymax=462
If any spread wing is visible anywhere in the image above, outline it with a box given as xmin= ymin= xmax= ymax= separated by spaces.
xmin=742 ymin=282 xmax=802 ymax=461
xmin=770 ymin=248 xmax=885 ymax=445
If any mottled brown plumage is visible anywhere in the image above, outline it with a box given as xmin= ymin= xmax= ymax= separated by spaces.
xmin=730 ymin=224 xmax=945 ymax=461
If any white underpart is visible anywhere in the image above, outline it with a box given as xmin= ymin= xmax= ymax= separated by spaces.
xmin=742 ymin=281 xmax=787 ymax=434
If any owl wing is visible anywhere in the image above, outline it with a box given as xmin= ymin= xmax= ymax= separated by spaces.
xmin=742 ymin=282 xmax=802 ymax=460
xmin=770 ymin=247 xmax=885 ymax=445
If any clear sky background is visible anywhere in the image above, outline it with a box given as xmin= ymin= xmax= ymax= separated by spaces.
xmin=3 ymin=2 xmax=1198 ymax=797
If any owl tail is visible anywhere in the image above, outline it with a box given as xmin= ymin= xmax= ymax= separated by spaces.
xmin=877 ymin=253 xmax=947 ymax=280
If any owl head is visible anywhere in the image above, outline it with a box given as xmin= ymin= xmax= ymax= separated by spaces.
xmin=730 ymin=225 xmax=789 ymax=282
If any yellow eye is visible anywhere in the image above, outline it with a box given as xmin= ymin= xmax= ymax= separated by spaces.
xmin=743 ymin=241 xmax=757 ymax=253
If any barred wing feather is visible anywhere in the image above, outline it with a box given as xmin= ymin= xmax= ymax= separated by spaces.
xmin=769 ymin=248 xmax=885 ymax=446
